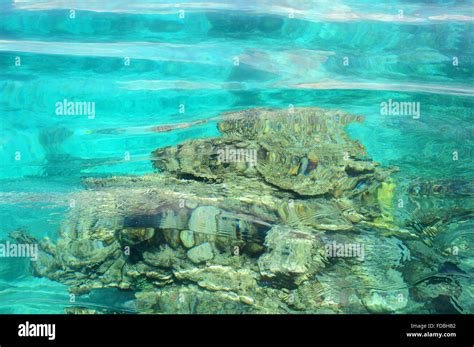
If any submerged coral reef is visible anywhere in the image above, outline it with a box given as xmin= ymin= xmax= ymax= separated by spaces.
xmin=11 ymin=108 xmax=473 ymax=314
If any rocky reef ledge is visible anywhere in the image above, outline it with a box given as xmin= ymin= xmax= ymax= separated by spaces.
xmin=12 ymin=108 xmax=424 ymax=313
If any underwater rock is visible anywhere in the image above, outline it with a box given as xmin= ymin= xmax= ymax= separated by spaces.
xmin=278 ymin=198 xmax=352 ymax=231
xmin=143 ymin=244 xmax=186 ymax=269
xmin=452 ymin=277 xmax=474 ymax=314
xmin=125 ymin=262 xmax=174 ymax=288
xmin=152 ymin=138 xmax=259 ymax=180
xmin=135 ymin=284 xmax=252 ymax=314
xmin=162 ymin=229 xmax=181 ymax=249
xmin=187 ymin=242 xmax=214 ymax=264
xmin=350 ymin=236 xmax=411 ymax=313
xmin=57 ymin=239 xmax=120 ymax=271
xmin=174 ymin=265 xmax=257 ymax=292
xmin=258 ymin=226 xmax=325 ymax=286
xmin=152 ymin=108 xmax=392 ymax=198
xmin=361 ymin=273 xmax=409 ymax=313
xmin=180 ymin=230 xmax=195 ymax=248
xmin=119 ymin=227 xmax=155 ymax=246
xmin=290 ymin=277 xmax=361 ymax=313
xmin=217 ymin=108 xmax=363 ymax=142
xmin=188 ymin=206 xmax=220 ymax=237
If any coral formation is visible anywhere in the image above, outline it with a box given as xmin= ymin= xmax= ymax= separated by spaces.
xmin=10 ymin=108 xmax=471 ymax=314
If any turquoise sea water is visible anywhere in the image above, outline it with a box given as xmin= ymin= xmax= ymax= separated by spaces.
xmin=0 ymin=0 xmax=472 ymax=313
